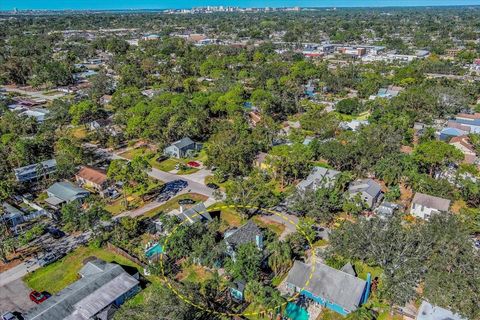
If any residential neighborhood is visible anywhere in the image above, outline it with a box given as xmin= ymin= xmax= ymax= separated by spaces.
xmin=0 ymin=4 xmax=479 ymax=320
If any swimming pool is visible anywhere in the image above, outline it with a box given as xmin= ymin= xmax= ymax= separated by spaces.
xmin=145 ymin=243 xmax=163 ymax=258
xmin=284 ymin=302 xmax=309 ymax=320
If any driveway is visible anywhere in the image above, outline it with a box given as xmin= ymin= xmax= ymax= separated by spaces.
xmin=262 ymin=211 xmax=299 ymax=240
xmin=0 ymin=278 xmax=36 ymax=315
xmin=0 ymin=232 xmax=91 ymax=287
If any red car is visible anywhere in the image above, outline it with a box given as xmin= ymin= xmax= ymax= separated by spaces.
xmin=29 ymin=291 xmax=49 ymax=304
xmin=187 ymin=161 xmax=200 ymax=168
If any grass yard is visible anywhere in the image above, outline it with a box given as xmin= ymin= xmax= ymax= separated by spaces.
xmin=119 ymin=147 xmax=155 ymax=160
xmin=208 ymin=202 xmax=245 ymax=231
xmin=143 ymin=193 xmax=208 ymax=218
xmin=24 ymin=245 xmax=141 ymax=294
xmin=153 ymin=158 xmax=178 ymax=171
xmin=176 ymin=264 xmax=213 ymax=283
xmin=252 ymin=216 xmax=286 ymax=237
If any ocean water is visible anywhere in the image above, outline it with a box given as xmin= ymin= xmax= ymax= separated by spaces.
xmin=2 ymin=0 xmax=479 ymax=11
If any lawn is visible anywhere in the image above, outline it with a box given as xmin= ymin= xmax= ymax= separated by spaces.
xmin=208 ymin=202 xmax=245 ymax=231
xmin=154 ymin=158 xmax=178 ymax=171
xmin=143 ymin=193 xmax=208 ymax=218
xmin=119 ymin=147 xmax=155 ymax=160
xmin=176 ymin=264 xmax=213 ymax=283
xmin=252 ymin=216 xmax=286 ymax=237
xmin=24 ymin=245 xmax=142 ymax=294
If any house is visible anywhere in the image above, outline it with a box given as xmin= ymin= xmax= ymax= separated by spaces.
xmin=229 ymin=279 xmax=246 ymax=301
xmin=297 ymin=166 xmax=341 ymax=192
xmin=1 ymin=200 xmax=47 ymax=233
xmin=164 ymin=137 xmax=201 ymax=158
xmin=45 ymin=181 xmax=90 ymax=207
xmin=285 ymin=260 xmax=370 ymax=316
xmin=370 ymin=85 xmax=403 ymax=100
xmin=14 ymin=159 xmax=57 ymax=182
xmin=375 ymin=201 xmax=399 ymax=219
xmin=449 ymin=135 xmax=478 ymax=165
xmin=25 ymin=259 xmax=140 ymax=320
xmin=410 ymin=192 xmax=450 ymax=220
xmin=416 ymin=301 xmax=466 ymax=320
xmin=248 ymin=111 xmax=262 ymax=127
xmin=177 ymin=203 xmax=212 ymax=224
xmin=224 ymin=220 xmax=263 ymax=261
xmin=254 ymin=152 xmax=269 ymax=170
xmin=21 ymin=108 xmax=50 ymax=123
xmin=340 ymin=120 xmax=369 ymax=131
xmin=75 ymin=166 xmax=109 ymax=192
xmin=348 ymin=179 xmax=382 ymax=208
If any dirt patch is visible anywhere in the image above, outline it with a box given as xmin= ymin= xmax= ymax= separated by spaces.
xmin=0 ymin=259 xmax=22 ymax=273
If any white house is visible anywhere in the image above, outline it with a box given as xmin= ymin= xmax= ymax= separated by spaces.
xmin=410 ymin=192 xmax=451 ymax=220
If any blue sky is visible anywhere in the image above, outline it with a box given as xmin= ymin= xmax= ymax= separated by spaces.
xmin=2 ymin=0 xmax=480 ymax=10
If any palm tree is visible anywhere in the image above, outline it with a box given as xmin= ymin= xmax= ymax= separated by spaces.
xmin=268 ymin=241 xmax=292 ymax=275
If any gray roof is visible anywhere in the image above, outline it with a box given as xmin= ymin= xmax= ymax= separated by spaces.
xmin=25 ymin=259 xmax=139 ymax=320
xmin=412 ymin=193 xmax=450 ymax=212
xmin=348 ymin=179 xmax=382 ymax=198
xmin=286 ymin=260 xmax=366 ymax=313
xmin=14 ymin=159 xmax=57 ymax=176
xmin=179 ymin=203 xmax=212 ymax=224
xmin=172 ymin=137 xmax=195 ymax=150
xmin=340 ymin=262 xmax=356 ymax=277
xmin=297 ymin=166 xmax=341 ymax=191
xmin=416 ymin=301 xmax=466 ymax=320
xmin=46 ymin=181 xmax=89 ymax=202
xmin=224 ymin=220 xmax=262 ymax=247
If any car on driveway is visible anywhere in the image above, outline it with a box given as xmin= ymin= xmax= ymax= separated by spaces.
xmin=206 ymin=183 xmax=219 ymax=189
xmin=45 ymin=227 xmax=65 ymax=239
xmin=187 ymin=161 xmax=200 ymax=168
xmin=29 ymin=291 xmax=49 ymax=304
xmin=38 ymin=252 xmax=63 ymax=267
xmin=2 ymin=312 xmax=19 ymax=320
xmin=178 ymin=198 xmax=195 ymax=205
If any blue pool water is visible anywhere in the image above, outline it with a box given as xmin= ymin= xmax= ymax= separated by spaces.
xmin=285 ymin=302 xmax=309 ymax=320
xmin=145 ymin=243 xmax=163 ymax=258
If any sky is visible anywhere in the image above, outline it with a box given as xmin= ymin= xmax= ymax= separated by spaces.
xmin=2 ymin=0 xmax=479 ymax=10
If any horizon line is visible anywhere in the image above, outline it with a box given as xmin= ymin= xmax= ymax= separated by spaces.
xmin=1 ymin=4 xmax=480 ymax=13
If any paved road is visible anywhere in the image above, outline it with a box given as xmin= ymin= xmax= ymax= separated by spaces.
xmin=2 ymin=86 xmax=66 ymax=101
xmin=262 ymin=211 xmax=299 ymax=240
xmin=0 ymin=232 xmax=91 ymax=287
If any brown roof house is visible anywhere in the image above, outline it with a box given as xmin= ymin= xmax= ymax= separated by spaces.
xmin=449 ymin=135 xmax=478 ymax=165
xmin=76 ymin=166 xmax=109 ymax=193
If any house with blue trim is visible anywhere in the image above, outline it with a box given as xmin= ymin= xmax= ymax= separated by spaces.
xmin=285 ymin=260 xmax=371 ymax=316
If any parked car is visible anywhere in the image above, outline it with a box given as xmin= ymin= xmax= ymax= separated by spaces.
xmin=1 ymin=312 xmax=19 ymax=320
xmin=156 ymin=155 xmax=168 ymax=163
xmin=29 ymin=291 xmax=49 ymax=304
xmin=38 ymin=252 xmax=62 ymax=267
xmin=178 ymin=199 xmax=195 ymax=205
xmin=206 ymin=183 xmax=219 ymax=189
xmin=45 ymin=227 xmax=65 ymax=239
xmin=187 ymin=161 xmax=200 ymax=168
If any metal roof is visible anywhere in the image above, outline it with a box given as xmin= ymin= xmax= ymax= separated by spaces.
xmin=297 ymin=166 xmax=341 ymax=191
xmin=25 ymin=259 xmax=139 ymax=320
xmin=46 ymin=181 xmax=89 ymax=202
xmin=172 ymin=137 xmax=195 ymax=150
xmin=416 ymin=301 xmax=466 ymax=320
xmin=286 ymin=260 xmax=366 ymax=313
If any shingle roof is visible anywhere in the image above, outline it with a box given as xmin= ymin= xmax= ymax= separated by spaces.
xmin=180 ymin=203 xmax=212 ymax=224
xmin=172 ymin=137 xmax=195 ymax=150
xmin=297 ymin=166 xmax=341 ymax=191
xmin=412 ymin=193 xmax=450 ymax=212
xmin=76 ymin=166 xmax=107 ymax=185
xmin=286 ymin=260 xmax=366 ymax=313
xmin=348 ymin=179 xmax=382 ymax=198
xmin=224 ymin=220 xmax=262 ymax=247
xmin=25 ymin=259 xmax=139 ymax=320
